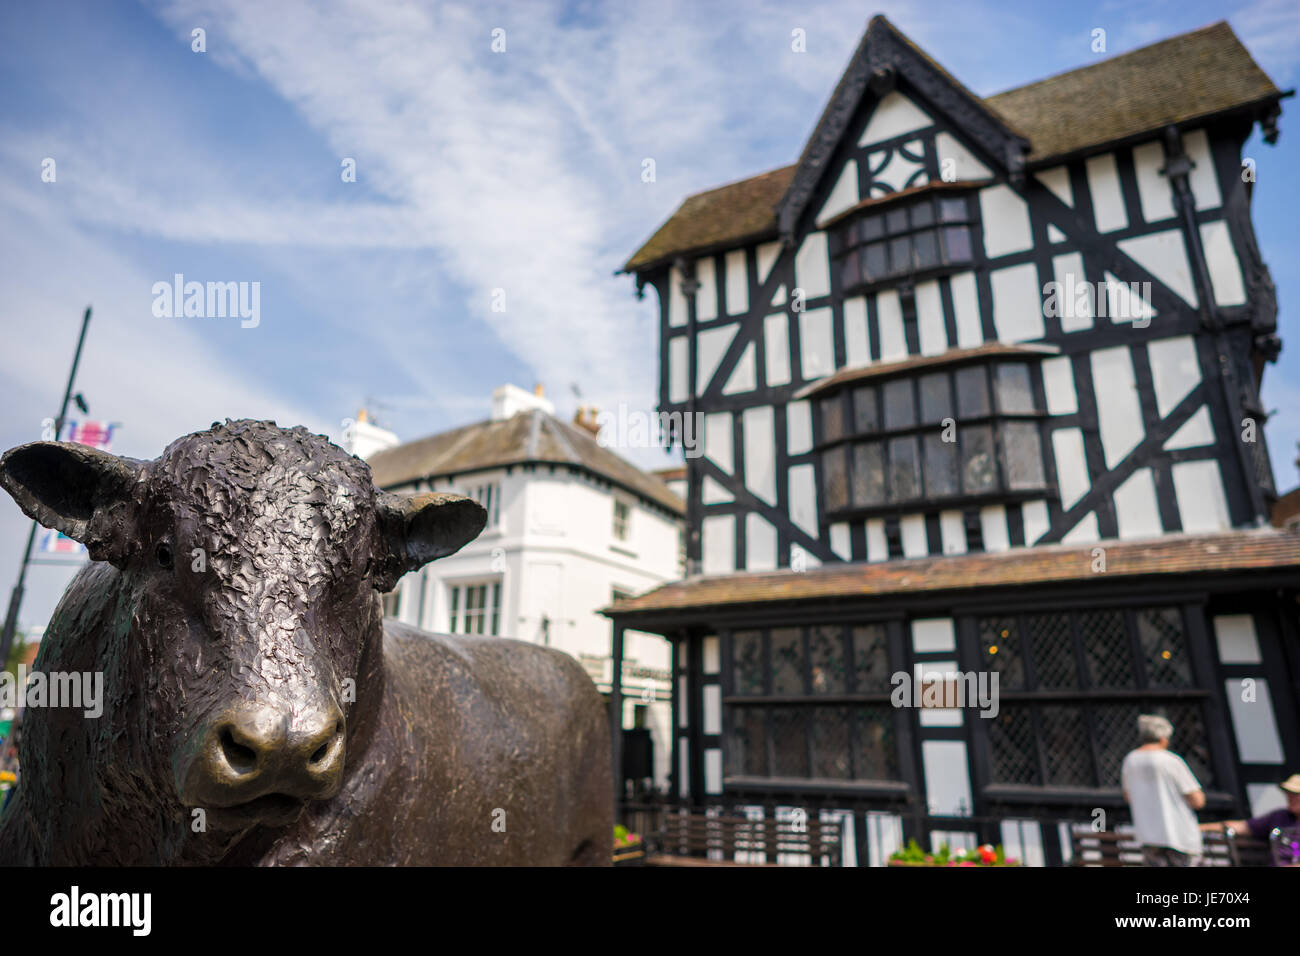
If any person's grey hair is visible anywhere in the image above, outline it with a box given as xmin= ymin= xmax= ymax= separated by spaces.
xmin=1138 ymin=714 xmax=1173 ymax=743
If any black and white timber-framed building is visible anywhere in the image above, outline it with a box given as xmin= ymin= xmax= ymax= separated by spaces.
xmin=605 ymin=16 xmax=1299 ymax=866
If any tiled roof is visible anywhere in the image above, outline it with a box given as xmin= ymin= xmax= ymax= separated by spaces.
xmin=604 ymin=529 xmax=1300 ymax=618
xmin=985 ymin=21 xmax=1281 ymax=163
xmin=623 ymin=21 xmax=1282 ymax=274
xmin=366 ymin=410 xmax=685 ymax=515
xmin=793 ymin=343 xmax=1059 ymax=399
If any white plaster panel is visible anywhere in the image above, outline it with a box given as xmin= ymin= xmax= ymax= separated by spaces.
xmin=742 ymin=405 xmax=776 ymax=504
xmin=1200 ymin=220 xmax=1247 ymax=306
xmin=949 ymin=271 xmax=983 ymax=347
xmin=701 ymin=515 xmax=735 ymax=575
xmin=795 ymin=231 xmax=831 ymax=300
xmin=799 ymin=307 xmax=835 ymax=380
xmin=786 ymin=399 xmax=813 ymax=455
xmin=939 ymin=510 xmax=967 ymax=554
xmin=1091 ymin=346 xmax=1144 ymax=468
xmin=844 ymin=295 xmax=871 ymax=367
xmin=764 ymin=312 xmax=791 ymax=387
xmin=1086 ymin=152 xmax=1128 ymax=232
xmin=1113 ymin=467 xmax=1162 ymax=540
xmin=980 ymin=184 xmax=1034 ymax=258
xmin=725 ymin=248 xmax=749 ymax=315
xmin=1172 ymin=460 xmax=1231 ymax=533
xmin=901 ymin=514 xmax=927 ymax=557
xmin=876 ymin=289 xmax=907 ymax=360
xmin=704 ymin=412 xmax=733 ymax=474
xmin=1052 ymin=427 xmax=1090 ymax=508
xmin=1213 ymin=614 xmax=1261 ymax=665
xmin=788 ymin=464 xmax=818 ymax=536
xmin=746 ymin=513 xmax=778 ymax=571
xmin=859 ymin=91 xmax=932 ymax=145
xmin=990 ymin=263 xmax=1044 ymax=343
xmin=1042 ymin=356 xmax=1078 ymax=415
xmin=915 ymin=280 xmax=946 ymax=356
xmin=695 ymin=255 xmax=718 ymax=322
xmin=980 ymin=504 xmax=1010 ymax=553
xmin=1147 ymin=335 xmax=1201 ymax=417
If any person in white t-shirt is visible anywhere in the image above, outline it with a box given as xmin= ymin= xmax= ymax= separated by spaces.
xmin=1121 ymin=714 xmax=1206 ymax=866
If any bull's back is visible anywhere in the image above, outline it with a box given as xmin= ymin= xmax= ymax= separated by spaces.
xmin=270 ymin=622 xmax=612 ymax=865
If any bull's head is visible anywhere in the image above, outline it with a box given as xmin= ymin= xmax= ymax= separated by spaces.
xmin=0 ymin=420 xmax=484 ymax=841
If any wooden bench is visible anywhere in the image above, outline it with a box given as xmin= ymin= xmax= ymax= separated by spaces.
xmin=645 ymin=810 xmax=844 ymax=867
xmin=1070 ymin=828 xmax=1271 ymax=866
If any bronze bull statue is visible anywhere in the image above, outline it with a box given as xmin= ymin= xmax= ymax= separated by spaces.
xmin=0 ymin=420 xmax=612 ymax=865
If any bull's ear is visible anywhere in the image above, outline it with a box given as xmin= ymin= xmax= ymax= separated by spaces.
xmin=374 ymin=491 xmax=487 ymax=590
xmin=0 ymin=441 xmax=143 ymax=566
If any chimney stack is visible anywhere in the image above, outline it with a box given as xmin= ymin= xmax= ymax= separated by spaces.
xmin=573 ymin=404 xmax=601 ymax=436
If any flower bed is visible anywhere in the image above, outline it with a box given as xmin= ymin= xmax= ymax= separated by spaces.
xmin=888 ymin=839 xmax=1019 ymax=867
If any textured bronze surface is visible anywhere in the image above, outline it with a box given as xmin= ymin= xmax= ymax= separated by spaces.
xmin=0 ymin=420 xmax=612 ymax=865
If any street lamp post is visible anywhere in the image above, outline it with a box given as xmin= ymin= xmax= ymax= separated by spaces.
xmin=0 ymin=306 xmax=93 ymax=669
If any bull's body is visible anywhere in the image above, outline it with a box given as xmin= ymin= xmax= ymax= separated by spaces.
xmin=230 ymin=624 xmax=613 ymax=866
xmin=0 ymin=421 xmax=612 ymax=866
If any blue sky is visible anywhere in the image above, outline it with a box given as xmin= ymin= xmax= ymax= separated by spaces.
xmin=1 ymin=0 xmax=1297 ymax=630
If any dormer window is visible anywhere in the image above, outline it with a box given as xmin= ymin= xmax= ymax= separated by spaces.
xmin=830 ymin=185 xmax=980 ymax=291
xmin=799 ymin=345 xmax=1057 ymax=520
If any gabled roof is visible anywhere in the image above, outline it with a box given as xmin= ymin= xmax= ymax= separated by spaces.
xmin=603 ymin=529 xmax=1300 ymax=620
xmin=366 ymin=410 xmax=685 ymax=515
xmin=623 ymin=19 xmax=1284 ymax=275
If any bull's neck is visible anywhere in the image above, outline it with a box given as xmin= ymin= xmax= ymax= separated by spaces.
xmin=343 ymin=611 xmax=388 ymax=765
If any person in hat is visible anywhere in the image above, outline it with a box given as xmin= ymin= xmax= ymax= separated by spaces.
xmin=1122 ymin=714 xmax=1205 ymax=865
xmin=1200 ymin=773 xmax=1300 ymax=845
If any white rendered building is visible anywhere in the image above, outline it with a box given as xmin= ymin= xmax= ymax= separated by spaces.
xmin=362 ymin=384 xmax=685 ymax=792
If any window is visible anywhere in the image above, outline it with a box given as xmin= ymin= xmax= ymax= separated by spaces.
xmin=977 ymin=606 xmax=1212 ymax=791
xmin=448 ymin=581 xmax=502 ymax=636
xmin=815 ymin=358 xmax=1050 ymax=517
xmin=612 ymin=499 xmax=631 ymax=541
xmin=724 ymin=624 xmax=900 ymax=783
xmin=462 ymin=481 xmax=500 ymax=529
xmin=835 ymin=192 xmax=976 ymax=290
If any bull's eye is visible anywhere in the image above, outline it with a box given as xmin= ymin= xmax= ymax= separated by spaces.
xmin=155 ymin=542 xmax=174 ymax=569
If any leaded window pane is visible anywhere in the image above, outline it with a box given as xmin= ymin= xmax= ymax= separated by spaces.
xmin=955 ymin=365 xmax=989 ymax=417
xmin=1028 ymin=614 xmax=1077 ymax=689
xmin=913 ymin=229 xmax=939 ymax=269
xmin=725 ymin=706 xmax=768 ymax=777
xmin=859 ymin=214 xmax=884 ymax=242
xmin=942 ymin=226 xmax=972 ymax=262
xmin=960 ymin=424 xmax=997 ymax=493
xmin=886 ymin=207 xmax=908 ymax=233
xmin=809 ymin=625 xmax=847 ymax=694
xmin=911 ymin=201 xmax=934 ymax=227
xmin=923 ymin=434 xmax=959 ymax=497
xmin=888 ymin=236 xmax=910 ymax=272
xmin=1041 ymin=706 xmax=1094 ymax=786
xmin=1093 ymin=702 xmax=1142 ymax=786
xmin=1163 ymin=702 xmax=1213 ymax=786
xmin=821 ymin=394 xmax=845 ymax=442
xmin=852 ymin=387 xmax=878 ymax=433
xmin=1000 ymin=421 xmax=1045 ymax=490
xmin=1137 ymin=607 xmax=1193 ymax=688
xmin=822 ymin=446 xmax=849 ymax=511
xmin=919 ymin=371 xmax=951 ymax=423
xmin=731 ymin=629 xmax=764 ymax=695
xmin=939 ymin=197 xmax=967 ymax=222
xmin=887 ymin=436 xmax=921 ymax=502
xmin=979 ymin=616 xmax=1025 ymax=689
xmin=863 ymin=243 xmax=887 ymax=280
xmin=987 ymin=705 xmax=1039 ymax=785
xmin=995 ymin=363 xmax=1035 ymax=413
xmin=852 ymin=441 xmax=886 ymax=507
xmin=852 ymin=624 xmax=890 ymax=693
xmin=770 ymin=707 xmax=809 ymax=777
xmin=842 ymin=252 xmax=861 ymax=287
xmin=811 ymin=707 xmax=852 ymax=779
xmin=882 ymin=379 xmax=915 ymax=430
xmin=1081 ymin=611 xmax=1135 ymax=688
xmin=770 ymin=628 xmax=804 ymax=695
xmin=853 ymin=705 xmax=898 ymax=780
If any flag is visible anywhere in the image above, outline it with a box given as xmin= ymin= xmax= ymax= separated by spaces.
xmin=38 ymin=420 xmax=120 ymax=555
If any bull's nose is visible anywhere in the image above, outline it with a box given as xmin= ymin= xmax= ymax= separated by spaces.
xmin=202 ymin=703 xmax=346 ymax=803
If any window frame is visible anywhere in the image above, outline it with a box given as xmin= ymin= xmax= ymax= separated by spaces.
xmin=447 ymin=578 xmax=503 ymax=636
xmin=833 ymin=191 xmax=978 ymax=293
xmin=814 ymin=358 xmax=1052 ymax=520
